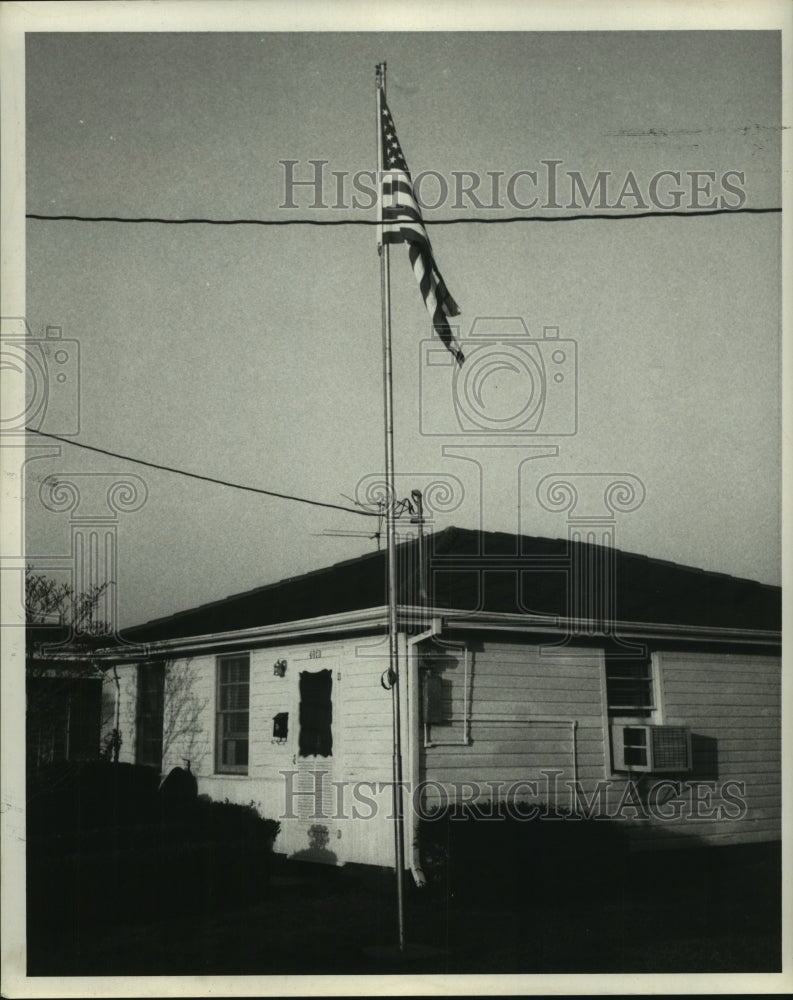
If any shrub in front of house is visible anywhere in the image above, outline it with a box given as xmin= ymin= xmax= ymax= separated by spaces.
xmin=26 ymin=760 xmax=162 ymax=840
xmin=27 ymin=763 xmax=281 ymax=931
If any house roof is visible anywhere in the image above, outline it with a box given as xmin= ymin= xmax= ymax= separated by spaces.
xmin=120 ymin=526 xmax=781 ymax=645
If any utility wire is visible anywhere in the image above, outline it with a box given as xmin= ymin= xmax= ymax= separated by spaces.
xmin=26 ymin=206 xmax=781 ymax=226
xmin=25 ymin=428 xmax=378 ymax=517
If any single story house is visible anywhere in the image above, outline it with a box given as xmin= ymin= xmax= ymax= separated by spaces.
xmin=95 ymin=526 xmax=781 ymax=879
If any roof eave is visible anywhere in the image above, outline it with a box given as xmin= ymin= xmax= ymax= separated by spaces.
xmin=439 ymin=608 xmax=781 ymax=648
xmin=77 ymin=604 xmax=781 ymax=664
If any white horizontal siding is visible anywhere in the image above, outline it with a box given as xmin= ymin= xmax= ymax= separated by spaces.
xmin=421 ymin=640 xmax=606 ymax=810
xmin=335 ymin=637 xmax=399 ymax=868
xmin=640 ymin=651 xmax=781 ymax=848
xmin=111 ymin=638 xmax=397 ymax=868
xmin=419 ymin=640 xmax=781 ymax=853
xmin=110 ymin=634 xmax=780 ymax=864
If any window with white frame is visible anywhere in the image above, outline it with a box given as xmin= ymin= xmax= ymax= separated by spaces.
xmin=605 ymin=653 xmax=654 ymax=718
xmin=216 ymin=653 xmax=250 ymax=773
xmin=605 ymin=652 xmax=692 ymax=773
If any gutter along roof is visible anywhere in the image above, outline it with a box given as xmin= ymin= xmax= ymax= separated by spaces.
xmin=105 ymin=527 xmax=779 ymax=655
xmin=85 ymin=610 xmax=780 ymax=665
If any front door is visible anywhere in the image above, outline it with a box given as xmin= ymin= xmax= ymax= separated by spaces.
xmin=292 ymin=658 xmax=339 ymax=862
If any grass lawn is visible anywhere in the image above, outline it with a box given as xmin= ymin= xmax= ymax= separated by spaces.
xmin=26 ymin=841 xmax=781 ymax=977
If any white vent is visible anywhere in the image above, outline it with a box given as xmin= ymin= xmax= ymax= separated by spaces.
xmin=611 ymin=724 xmax=692 ymax=773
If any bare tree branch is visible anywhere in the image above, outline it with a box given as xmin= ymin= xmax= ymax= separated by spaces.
xmin=161 ymin=659 xmax=209 ymax=770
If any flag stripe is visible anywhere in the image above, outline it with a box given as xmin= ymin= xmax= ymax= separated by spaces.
xmin=379 ymin=89 xmax=464 ymax=365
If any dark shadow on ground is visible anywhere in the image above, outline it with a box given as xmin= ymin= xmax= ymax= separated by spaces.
xmin=26 ymin=761 xmax=280 ymax=975
xmin=27 ymin=799 xmax=781 ymax=976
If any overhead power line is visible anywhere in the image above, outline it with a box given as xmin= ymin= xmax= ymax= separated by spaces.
xmin=26 ymin=207 xmax=781 ymax=226
xmin=25 ymin=428 xmax=378 ymax=517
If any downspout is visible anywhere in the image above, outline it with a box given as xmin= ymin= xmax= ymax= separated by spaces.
xmin=405 ymin=616 xmax=443 ymax=888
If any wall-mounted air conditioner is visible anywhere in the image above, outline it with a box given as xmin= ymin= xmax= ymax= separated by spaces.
xmin=611 ymin=724 xmax=692 ymax=773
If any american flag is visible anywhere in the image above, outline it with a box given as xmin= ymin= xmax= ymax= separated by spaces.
xmin=379 ymin=89 xmax=464 ymax=365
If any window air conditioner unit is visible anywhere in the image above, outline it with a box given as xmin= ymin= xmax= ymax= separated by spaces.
xmin=611 ymin=724 xmax=692 ymax=773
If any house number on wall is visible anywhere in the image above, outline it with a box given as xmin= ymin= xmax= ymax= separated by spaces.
xmin=309 ymin=649 xmax=322 ymax=659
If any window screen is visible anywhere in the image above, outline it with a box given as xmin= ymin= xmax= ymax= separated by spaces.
xmin=605 ymin=655 xmax=654 ymax=716
xmin=298 ymin=669 xmax=332 ymax=758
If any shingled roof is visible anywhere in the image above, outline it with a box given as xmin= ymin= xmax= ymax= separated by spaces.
xmin=120 ymin=527 xmax=781 ymax=644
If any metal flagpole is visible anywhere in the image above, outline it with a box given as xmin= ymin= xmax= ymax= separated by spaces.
xmin=376 ymin=61 xmax=406 ymax=954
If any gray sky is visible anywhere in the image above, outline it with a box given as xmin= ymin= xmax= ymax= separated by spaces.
xmin=21 ymin=25 xmax=782 ymax=628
